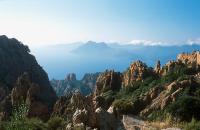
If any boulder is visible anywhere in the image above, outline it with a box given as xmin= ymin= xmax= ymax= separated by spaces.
xmin=73 ymin=109 xmax=88 ymax=124
xmin=95 ymin=107 xmax=116 ymax=130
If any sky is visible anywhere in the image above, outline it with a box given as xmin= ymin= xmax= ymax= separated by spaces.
xmin=0 ymin=0 xmax=200 ymax=46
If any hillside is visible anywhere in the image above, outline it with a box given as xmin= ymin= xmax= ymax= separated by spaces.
xmin=49 ymin=51 xmax=200 ymax=129
xmin=0 ymin=35 xmax=57 ymax=121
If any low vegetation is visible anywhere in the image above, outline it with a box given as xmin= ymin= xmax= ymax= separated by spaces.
xmin=0 ymin=102 xmax=66 ymax=130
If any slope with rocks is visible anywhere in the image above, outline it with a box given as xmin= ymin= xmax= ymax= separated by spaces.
xmin=51 ymin=51 xmax=200 ymax=130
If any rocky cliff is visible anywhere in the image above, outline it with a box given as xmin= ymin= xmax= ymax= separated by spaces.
xmin=0 ymin=35 xmax=57 ymax=120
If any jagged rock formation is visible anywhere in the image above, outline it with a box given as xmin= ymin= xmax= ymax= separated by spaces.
xmin=52 ymin=92 xmax=97 ymax=128
xmin=123 ymin=61 xmax=155 ymax=87
xmin=154 ymin=60 xmax=161 ymax=74
xmin=81 ymin=73 xmax=101 ymax=91
xmin=139 ymin=78 xmax=196 ymax=117
xmin=52 ymin=71 xmax=122 ymax=129
xmin=113 ymin=51 xmax=200 ymax=121
xmin=0 ymin=35 xmax=57 ymax=120
xmin=51 ymin=73 xmax=100 ymax=96
xmin=11 ymin=73 xmax=51 ymax=120
xmin=52 ymin=91 xmax=118 ymax=129
xmin=53 ymin=70 xmax=123 ymax=129
xmin=161 ymin=60 xmax=185 ymax=75
xmin=177 ymin=51 xmax=200 ymax=65
xmin=65 ymin=73 xmax=76 ymax=81
xmin=95 ymin=70 xmax=122 ymax=96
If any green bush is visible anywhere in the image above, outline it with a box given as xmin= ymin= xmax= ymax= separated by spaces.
xmin=6 ymin=102 xmax=30 ymax=130
xmin=24 ymin=118 xmax=47 ymax=130
xmin=183 ymin=118 xmax=200 ymax=130
xmin=113 ymin=99 xmax=134 ymax=114
xmin=3 ymin=101 xmax=47 ymax=130
xmin=167 ymin=96 xmax=200 ymax=121
xmin=147 ymin=110 xmax=167 ymax=121
xmin=101 ymin=90 xmax=116 ymax=107
xmin=47 ymin=116 xmax=65 ymax=130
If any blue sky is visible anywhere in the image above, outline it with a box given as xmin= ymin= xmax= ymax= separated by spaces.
xmin=0 ymin=0 xmax=200 ymax=46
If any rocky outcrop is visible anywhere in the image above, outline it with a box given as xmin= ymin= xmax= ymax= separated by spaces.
xmin=177 ymin=51 xmax=200 ymax=65
xmin=65 ymin=73 xmax=76 ymax=81
xmin=52 ymin=92 xmax=97 ymax=128
xmin=123 ymin=61 xmax=154 ymax=87
xmin=156 ymin=51 xmax=200 ymax=76
xmin=154 ymin=60 xmax=161 ymax=74
xmin=81 ymin=73 xmax=101 ymax=91
xmin=95 ymin=70 xmax=122 ymax=96
xmin=0 ymin=35 xmax=57 ymax=120
xmin=51 ymin=73 xmax=100 ymax=96
xmin=139 ymin=79 xmax=195 ymax=117
xmin=52 ymin=91 xmax=119 ymax=129
xmin=161 ymin=60 xmax=185 ymax=75
xmin=95 ymin=107 xmax=116 ymax=130
xmin=10 ymin=73 xmax=51 ymax=120
xmin=0 ymin=95 xmax=12 ymax=121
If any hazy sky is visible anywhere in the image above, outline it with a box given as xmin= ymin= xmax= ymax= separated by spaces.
xmin=0 ymin=0 xmax=200 ymax=46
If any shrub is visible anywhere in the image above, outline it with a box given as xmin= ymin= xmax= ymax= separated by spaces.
xmin=25 ymin=118 xmax=47 ymax=130
xmin=6 ymin=101 xmax=30 ymax=130
xmin=47 ymin=116 xmax=65 ymax=130
xmin=113 ymin=99 xmax=134 ymax=114
xmin=4 ymin=101 xmax=47 ymax=130
xmin=167 ymin=96 xmax=200 ymax=121
xmin=147 ymin=110 xmax=166 ymax=121
xmin=184 ymin=118 xmax=200 ymax=130
xmin=101 ymin=90 xmax=116 ymax=107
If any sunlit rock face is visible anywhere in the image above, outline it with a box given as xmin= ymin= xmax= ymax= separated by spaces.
xmin=154 ymin=60 xmax=161 ymax=75
xmin=0 ymin=35 xmax=57 ymax=120
xmin=94 ymin=70 xmax=122 ymax=96
xmin=177 ymin=51 xmax=200 ymax=65
xmin=122 ymin=61 xmax=155 ymax=87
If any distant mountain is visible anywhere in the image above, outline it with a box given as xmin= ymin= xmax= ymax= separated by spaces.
xmin=31 ymin=41 xmax=200 ymax=79
xmin=72 ymin=41 xmax=111 ymax=54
